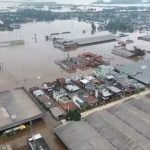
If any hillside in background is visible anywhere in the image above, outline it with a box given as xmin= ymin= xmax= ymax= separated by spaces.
xmin=94 ymin=0 xmax=150 ymax=4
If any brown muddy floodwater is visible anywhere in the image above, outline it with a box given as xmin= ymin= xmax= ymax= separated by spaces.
xmin=0 ymin=19 xmax=150 ymax=89
xmin=0 ymin=20 xmax=150 ymax=149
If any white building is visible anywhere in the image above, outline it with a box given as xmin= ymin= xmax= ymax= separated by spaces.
xmin=53 ymin=88 xmax=67 ymax=101
xmin=72 ymin=96 xmax=85 ymax=108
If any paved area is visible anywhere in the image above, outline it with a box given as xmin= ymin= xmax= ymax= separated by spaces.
xmin=81 ymin=89 xmax=150 ymax=118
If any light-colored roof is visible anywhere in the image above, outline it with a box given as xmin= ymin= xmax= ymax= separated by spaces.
xmin=28 ymin=134 xmax=42 ymax=141
xmin=33 ymin=90 xmax=44 ymax=97
xmin=101 ymin=89 xmax=112 ymax=97
xmin=73 ymin=95 xmax=85 ymax=104
xmin=106 ymin=75 xmax=115 ymax=79
xmin=0 ymin=88 xmax=43 ymax=131
xmin=65 ymin=84 xmax=80 ymax=92
xmin=75 ymin=34 xmax=116 ymax=45
xmin=80 ymin=79 xmax=89 ymax=85
xmin=85 ymin=76 xmax=95 ymax=81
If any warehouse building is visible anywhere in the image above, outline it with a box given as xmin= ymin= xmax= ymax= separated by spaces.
xmin=55 ymin=95 xmax=150 ymax=150
xmin=0 ymin=88 xmax=44 ymax=131
xmin=53 ymin=34 xmax=116 ymax=50
xmin=115 ymin=59 xmax=150 ymax=86
xmin=75 ymin=34 xmax=116 ymax=46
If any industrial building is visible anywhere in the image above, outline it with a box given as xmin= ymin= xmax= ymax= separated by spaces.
xmin=112 ymin=47 xmax=135 ymax=58
xmin=0 ymin=40 xmax=25 ymax=47
xmin=115 ymin=59 xmax=150 ymax=85
xmin=75 ymin=34 xmax=116 ymax=46
xmin=53 ymin=34 xmax=116 ymax=50
xmin=55 ymin=95 xmax=150 ymax=150
xmin=138 ymin=35 xmax=150 ymax=41
xmin=112 ymin=47 xmax=146 ymax=58
xmin=0 ymin=88 xmax=43 ymax=131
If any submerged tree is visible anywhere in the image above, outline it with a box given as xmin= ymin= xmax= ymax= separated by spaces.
xmin=66 ymin=110 xmax=81 ymax=121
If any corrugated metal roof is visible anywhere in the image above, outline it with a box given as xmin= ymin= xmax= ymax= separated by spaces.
xmin=107 ymin=86 xmax=122 ymax=93
xmin=55 ymin=96 xmax=150 ymax=150
xmin=112 ymin=47 xmax=135 ymax=58
xmin=115 ymin=59 xmax=150 ymax=85
xmin=55 ymin=121 xmax=117 ymax=150
xmin=75 ymin=34 xmax=116 ymax=45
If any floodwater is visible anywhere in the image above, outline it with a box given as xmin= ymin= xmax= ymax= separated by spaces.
xmin=0 ymin=112 xmax=67 ymax=150
xmin=0 ymin=19 xmax=150 ymax=89
xmin=0 ymin=19 xmax=150 ymax=149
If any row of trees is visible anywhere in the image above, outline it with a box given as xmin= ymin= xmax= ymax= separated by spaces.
xmin=66 ymin=110 xmax=81 ymax=121
xmin=0 ymin=8 xmax=141 ymax=33
xmin=106 ymin=20 xmax=134 ymax=33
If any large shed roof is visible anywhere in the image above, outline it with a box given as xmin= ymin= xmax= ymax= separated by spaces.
xmin=0 ymin=88 xmax=43 ymax=131
xmin=75 ymin=34 xmax=116 ymax=46
xmin=55 ymin=95 xmax=150 ymax=150
xmin=115 ymin=59 xmax=150 ymax=85
xmin=55 ymin=121 xmax=116 ymax=150
xmin=112 ymin=47 xmax=135 ymax=58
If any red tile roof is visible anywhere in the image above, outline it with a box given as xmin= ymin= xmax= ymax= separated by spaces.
xmin=62 ymin=102 xmax=78 ymax=111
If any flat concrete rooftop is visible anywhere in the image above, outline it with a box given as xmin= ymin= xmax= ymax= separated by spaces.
xmin=55 ymin=95 xmax=150 ymax=150
xmin=0 ymin=88 xmax=43 ymax=131
xmin=112 ymin=47 xmax=135 ymax=58
xmin=75 ymin=34 xmax=116 ymax=46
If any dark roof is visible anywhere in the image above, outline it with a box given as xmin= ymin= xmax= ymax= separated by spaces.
xmin=107 ymin=86 xmax=122 ymax=93
xmin=55 ymin=121 xmax=116 ymax=150
xmin=115 ymin=59 xmax=150 ymax=85
xmin=112 ymin=47 xmax=135 ymax=58
xmin=28 ymin=134 xmax=51 ymax=150
xmin=55 ymin=95 xmax=150 ymax=150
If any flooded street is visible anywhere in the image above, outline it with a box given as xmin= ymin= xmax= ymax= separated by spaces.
xmin=0 ymin=19 xmax=150 ymax=149
xmin=0 ymin=20 xmax=150 ymax=89
xmin=0 ymin=112 xmax=67 ymax=150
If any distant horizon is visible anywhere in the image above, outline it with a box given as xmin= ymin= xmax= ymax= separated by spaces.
xmin=94 ymin=0 xmax=150 ymax=4
xmin=1 ymin=0 xmax=150 ymax=5
xmin=0 ymin=0 xmax=96 ymax=5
